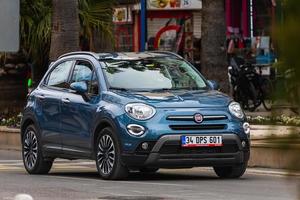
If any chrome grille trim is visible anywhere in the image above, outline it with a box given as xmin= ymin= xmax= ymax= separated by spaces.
xmin=166 ymin=115 xmax=227 ymax=121
xmin=169 ymin=124 xmax=226 ymax=131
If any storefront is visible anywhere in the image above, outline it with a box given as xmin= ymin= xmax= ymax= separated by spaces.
xmin=225 ymin=0 xmax=278 ymax=68
xmin=144 ymin=0 xmax=201 ymax=63
xmin=113 ymin=0 xmax=202 ymax=64
xmin=113 ymin=6 xmax=135 ymax=51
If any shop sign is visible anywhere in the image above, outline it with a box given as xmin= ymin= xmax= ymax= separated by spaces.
xmin=147 ymin=0 xmax=201 ymax=10
xmin=113 ymin=6 xmax=132 ymax=24
xmin=0 ymin=0 xmax=19 ymax=52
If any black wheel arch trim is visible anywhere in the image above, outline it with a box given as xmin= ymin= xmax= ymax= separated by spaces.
xmin=92 ymin=116 xmax=122 ymax=155
xmin=21 ymin=113 xmax=42 ymax=140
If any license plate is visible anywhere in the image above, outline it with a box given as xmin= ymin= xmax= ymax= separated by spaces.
xmin=181 ymin=135 xmax=223 ymax=147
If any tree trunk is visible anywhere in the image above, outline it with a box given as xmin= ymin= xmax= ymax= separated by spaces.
xmin=49 ymin=0 xmax=80 ymax=61
xmin=201 ymin=0 xmax=228 ymax=93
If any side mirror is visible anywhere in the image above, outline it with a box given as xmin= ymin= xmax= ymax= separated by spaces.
xmin=207 ymin=80 xmax=220 ymax=90
xmin=70 ymin=81 xmax=88 ymax=94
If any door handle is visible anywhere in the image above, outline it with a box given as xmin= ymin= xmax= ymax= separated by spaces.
xmin=36 ymin=94 xmax=45 ymax=100
xmin=62 ymin=98 xmax=71 ymax=103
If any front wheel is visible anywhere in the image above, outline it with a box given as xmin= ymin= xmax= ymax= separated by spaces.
xmin=95 ymin=128 xmax=129 ymax=180
xmin=22 ymin=125 xmax=53 ymax=174
xmin=213 ymin=162 xmax=247 ymax=179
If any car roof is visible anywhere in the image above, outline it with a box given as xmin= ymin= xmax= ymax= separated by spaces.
xmin=58 ymin=51 xmax=183 ymax=61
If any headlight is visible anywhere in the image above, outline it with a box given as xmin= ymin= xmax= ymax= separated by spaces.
xmin=229 ymin=102 xmax=244 ymax=119
xmin=125 ymin=103 xmax=156 ymax=120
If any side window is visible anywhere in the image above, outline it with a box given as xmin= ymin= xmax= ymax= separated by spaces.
xmin=70 ymin=61 xmax=99 ymax=96
xmin=47 ymin=61 xmax=73 ymax=88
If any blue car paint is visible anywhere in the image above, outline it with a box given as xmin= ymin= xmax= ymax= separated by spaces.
xmin=21 ymin=52 xmax=249 ymax=165
xmin=97 ymin=90 xmax=247 ymax=153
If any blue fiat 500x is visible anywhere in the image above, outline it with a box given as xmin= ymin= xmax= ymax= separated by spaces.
xmin=21 ymin=51 xmax=250 ymax=180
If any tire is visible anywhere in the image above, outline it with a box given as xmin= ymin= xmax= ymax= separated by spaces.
xmin=262 ymin=99 xmax=272 ymax=111
xmin=213 ymin=162 xmax=248 ymax=179
xmin=22 ymin=124 xmax=53 ymax=174
xmin=247 ymin=82 xmax=261 ymax=112
xmin=95 ymin=127 xmax=129 ymax=180
xmin=261 ymin=78 xmax=273 ymax=111
xmin=139 ymin=167 xmax=159 ymax=173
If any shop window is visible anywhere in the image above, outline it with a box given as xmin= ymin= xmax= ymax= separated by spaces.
xmin=114 ymin=25 xmax=133 ymax=52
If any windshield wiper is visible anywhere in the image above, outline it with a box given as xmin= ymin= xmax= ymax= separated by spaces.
xmin=148 ymin=88 xmax=186 ymax=92
xmin=109 ymin=87 xmax=129 ymax=91
xmin=149 ymin=87 xmax=205 ymax=92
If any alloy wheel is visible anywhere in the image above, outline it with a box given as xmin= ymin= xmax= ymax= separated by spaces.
xmin=97 ymin=134 xmax=115 ymax=175
xmin=23 ymin=130 xmax=38 ymax=170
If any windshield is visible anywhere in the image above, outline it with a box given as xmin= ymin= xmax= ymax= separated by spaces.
xmin=102 ymin=57 xmax=208 ymax=91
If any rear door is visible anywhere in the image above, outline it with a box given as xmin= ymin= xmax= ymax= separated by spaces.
xmin=35 ymin=60 xmax=74 ymax=151
xmin=60 ymin=60 xmax=100 ymax=156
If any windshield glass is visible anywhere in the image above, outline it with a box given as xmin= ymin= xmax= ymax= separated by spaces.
xmin=102 ymin=57 xmax=208 ymax=91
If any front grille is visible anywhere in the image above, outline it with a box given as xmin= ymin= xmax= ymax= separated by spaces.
xmin=166 ymin=115 xmax=227 ymax=121
xmin=159 ymin=142 xmax=239 ymax=154
xmin=169 ymin=124 xmax=226 ymax=131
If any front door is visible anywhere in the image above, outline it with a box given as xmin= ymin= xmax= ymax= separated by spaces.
xmin=60 ymin=60 xmax=100 ymax=156
xmin=36 ymin=60 xmax=74 ymax=151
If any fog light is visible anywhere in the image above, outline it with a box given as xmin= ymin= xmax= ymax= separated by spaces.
xmin=243 ymin=122 xmax=250 ymax=136
xmin=127 ymin=124 xmax=145 ymax=136
xmin=141 ymin=142 xmax=149 ymax=150
xmin=241 ymin=140 xmax=247 ymax=148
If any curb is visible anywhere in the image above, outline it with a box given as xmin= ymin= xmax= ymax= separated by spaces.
xmin=245 ymin=167 xmax=300 ymax=177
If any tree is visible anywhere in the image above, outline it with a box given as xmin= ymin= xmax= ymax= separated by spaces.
xmin=272 ymin=0 xmax=300 ymax=188
xmin=78 ymin=0 xmax=115 ymax=52
xmin=20 ymin=0 xmax=115 ymax=79
xmin=20 ymin=0 xmax=52 ymax=80
xmin=200 ymin=0 xmax=228 ymax=93
xmin=49 ymin=0 xmax=80 ymax=61
xmin=274 ymin=0 xmax=300 ymax=113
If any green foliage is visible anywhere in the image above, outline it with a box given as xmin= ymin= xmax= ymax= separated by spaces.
xmin=20 ymin=0 xmax=115 ymax=76
xmin=79 ymin=0 xmax=115 ymax=43
xmin=0 ymin=114 xmax=22 ymax=128
xmin=20 ymin=0 xmax=52 ymax=68
xmin=247 ymin=115 xmax=300 ymax=126
xmin=273 ymin=0 xmax=300 ymax=187
xmin=274 ymin=0 xmax=300 ymax=109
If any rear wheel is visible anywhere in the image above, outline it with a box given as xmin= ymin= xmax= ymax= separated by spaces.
xmin=246 ymin=82 xmax=261 ymax=112
xmin=22 ymin=125 xmax=53 ymax=174
xmin=95 ymin=127 xmax=129 ymax=180
xmin=213 ymin=162 xmax=247 ymax=179
xmin=261 ymin=78 xmax=273 ymax=111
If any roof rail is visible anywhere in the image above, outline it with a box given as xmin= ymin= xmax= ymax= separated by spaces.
xmin=150 ymin=51 xmax=183 ymax=59
xmin=58 ymin=51 xmax=100 ymax=59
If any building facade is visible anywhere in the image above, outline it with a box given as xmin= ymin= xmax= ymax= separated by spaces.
xmin=113 ymin=0 xmax=202 ymax=64
xmin=225 ymin=0 xmax=280 ymax=66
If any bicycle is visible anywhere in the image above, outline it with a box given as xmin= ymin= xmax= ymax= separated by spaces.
xmin=228 ymin=58 xmax=274 ymax=112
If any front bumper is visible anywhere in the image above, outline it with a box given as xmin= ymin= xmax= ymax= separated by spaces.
xmin=122 ymin=134 xmax=250 ymax=168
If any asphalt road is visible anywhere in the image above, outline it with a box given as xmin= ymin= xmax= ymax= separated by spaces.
xmin=0 ymin=150 xmax=299 ymax=200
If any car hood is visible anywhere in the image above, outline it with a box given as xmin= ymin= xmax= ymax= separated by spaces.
xmin=108 ymin=90 xmax=232 ymax=108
